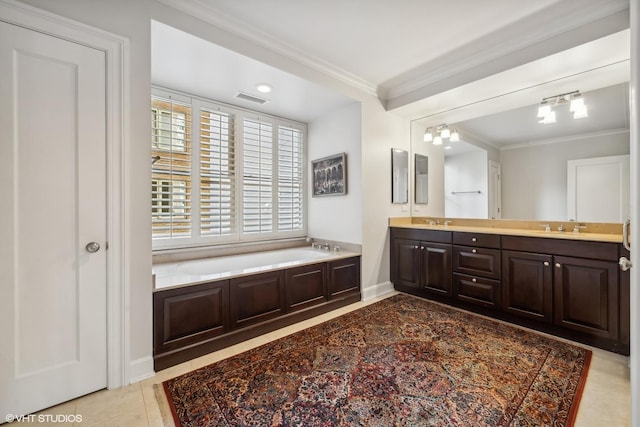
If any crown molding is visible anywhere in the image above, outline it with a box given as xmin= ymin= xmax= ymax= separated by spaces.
xmin=155 ymin=0 xmax=378 ymax=97
xmin=383 ymin=0 xmax=629 ymax=110
xmin=500 ymin=127 xmax=630 ymax=151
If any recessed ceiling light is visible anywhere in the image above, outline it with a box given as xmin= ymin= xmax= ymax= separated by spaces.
xmin=256 ymin=83 xmax=272 ymax=93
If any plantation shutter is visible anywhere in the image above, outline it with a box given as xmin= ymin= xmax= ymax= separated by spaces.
xmin=243 ymin=119 xmax=273 ymax=234
xmin=200 ymin=108 xmax=235 ymax=237
xmin=151 ymin=96 xmax=192 ymax=239
xmin=277 ymin=126 xmax=304 ymax=231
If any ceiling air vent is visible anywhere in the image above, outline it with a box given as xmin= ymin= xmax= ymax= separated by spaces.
xmin=235 ymin=92 xmax=269 ymax=104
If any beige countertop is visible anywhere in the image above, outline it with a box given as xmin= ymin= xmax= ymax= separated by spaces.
xmin=389 ymin=217 xmax=624 ymax=244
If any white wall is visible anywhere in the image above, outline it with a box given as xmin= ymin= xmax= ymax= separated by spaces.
xmin=360 ymin=101 xmax=410 ymax=299
xmin=501 ymin=130 xmax=630 ymax=220
xmin=444 ymin=151 xmax=489 ymax=218
xmin=308 ymin=102 xmax=362 ymax=244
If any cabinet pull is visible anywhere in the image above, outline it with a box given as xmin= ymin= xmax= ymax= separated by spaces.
xmin=471 ymin=249 xmax=477 ymax=254
xmin=421 ymin=246 xmax=425 ymax=250
xmin=471 ymin=278 xmax=477 ymax=283
xmin=555 ymin=263 xmax=561 ymax=268
xmin=413 ymin=245 xmax=419 ymax=249
xmin=471 ymin=237 xmax=477 ymax=242
xmin=543 ymin=261 xmax=549 ymax=267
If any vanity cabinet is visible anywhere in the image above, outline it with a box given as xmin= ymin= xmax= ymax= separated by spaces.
xmin=453 ymin=232 xmax=501 ymax=309
xmin=390 ymin=228 xmax=452 ymax=297
xmin=390 ymin=227 xmax=629 ymax=355
xmin=502 ymin=235 xmax=622 ymax=346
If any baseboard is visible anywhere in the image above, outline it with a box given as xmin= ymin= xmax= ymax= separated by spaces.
xmin=129 ymin=356 xmax=155 ymax=384
xmin=362 ymin=281 xmax=394 ymax=301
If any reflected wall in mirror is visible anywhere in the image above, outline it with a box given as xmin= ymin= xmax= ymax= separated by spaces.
xmin=410 ymin=30 xmax=630 ymax=221
xmin=391 ymin=148 xmax=408 ymax=204
xmin=415 ymin=154 xmax=428 ymax=204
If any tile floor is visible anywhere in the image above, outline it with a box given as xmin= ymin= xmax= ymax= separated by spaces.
xmin=31 ymin=293 xmax=630 ymax=426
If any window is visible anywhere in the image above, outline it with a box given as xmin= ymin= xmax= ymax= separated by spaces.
xmin=152 ymin=107 xmax=186 ymax=152
xmin=152 ymin=88 xmax=306 ymax=249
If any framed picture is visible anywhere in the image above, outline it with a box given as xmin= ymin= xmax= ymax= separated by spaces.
xmin=311 ymin=153 xmax=347 ymax=197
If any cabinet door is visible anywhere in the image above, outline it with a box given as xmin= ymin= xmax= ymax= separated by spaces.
xmin=286 ymin=263 xmax=327 ymax=312
xmin=554 ymin=256 xmax=619 ymax=340
xmin=421 ymin=242 xmax=452 ymax=296
xmin=153 ymin=280 xmax=229 ymax=356
xmin=328 ymin=256 xmax=361 ymax=299
xmin=392 ymin=238 xmax=421 ymax=288
xmin=230 ymin=270 xmax=285 ymax=329
xmin=502 ymin=251 xmax=553 ymax=322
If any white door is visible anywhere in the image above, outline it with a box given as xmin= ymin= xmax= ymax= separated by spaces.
xmin=488 ymin=160 xmax=501 ymax=219
xmin=0 ymin=21 xmax=107 ymax=416
xmin=567 ymin=155 xmax=630 ymax=222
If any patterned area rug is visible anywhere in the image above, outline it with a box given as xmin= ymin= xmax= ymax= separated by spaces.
xmin=162 ymin=294 xmax=591 ymax=426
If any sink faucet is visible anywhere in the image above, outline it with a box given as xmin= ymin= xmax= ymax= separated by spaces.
xmin=444 ymin=221 xmax=453 ymax=226
xmin=539 ymin=224 xmax=551 ymax=232
xmin=573 ymin=224 xmax=587 ymax=234
xmin=557 ymin=224 xmax=566 ymax=232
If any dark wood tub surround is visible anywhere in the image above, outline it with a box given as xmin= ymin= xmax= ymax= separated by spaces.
xmin=391 ymin=227 xmax=629 ymax=355
xmin=154 ymin=256 xmax=361 ymax=371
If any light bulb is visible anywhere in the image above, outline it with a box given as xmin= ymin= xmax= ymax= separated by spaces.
xmin=573 ymin=105 xmax=588 ymax=119
xmin=423 ymin=130 xmax=433 ymax=142
xmin=538 ymin=110 xmax=556 ymax=124
xmin=440 ymin=127 xmax=450 ymax=139
xmin=569 ymin=96 xmax=584 ymax=112
xmin=450 ymin=130 xmax=459 ymax=142
xmin=537 ymin=103 xmax=551 ymax=118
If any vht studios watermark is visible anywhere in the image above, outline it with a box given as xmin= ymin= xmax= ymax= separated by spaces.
xmin=5 ymin=414 xmax=83 ymax=423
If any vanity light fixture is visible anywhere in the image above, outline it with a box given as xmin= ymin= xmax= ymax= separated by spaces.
xmin=424 ymin=124 xmax=459 ymax=145
xmin=538 ymin=90 xmax=587 ymax=123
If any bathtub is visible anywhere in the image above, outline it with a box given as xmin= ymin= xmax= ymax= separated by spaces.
xmin=153 ymin=246 xmax=357 ymax=290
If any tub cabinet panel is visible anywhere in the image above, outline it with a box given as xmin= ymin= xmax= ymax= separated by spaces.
xmin=153 ymin=280 xmax=229 ymax=356
xmin=286 ymin=263 xmax=328 ymax=312
xmin=154 ymin=255 xmax=362 ymax=371
xmin=328 ymin=256 xmax=361 ymax=299
xmin=230 ymin=271 xmax=286 ymax=329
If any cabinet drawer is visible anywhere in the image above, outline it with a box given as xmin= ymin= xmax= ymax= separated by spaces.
xmin=453 ymin=273 xmax=500 ymax=309
xmin=453 ymin=246 xmax=501 ymax=279
xmin=391 ymin=227 xmax=452 ymax=244
xmin=453 ymin=232 xmax=500 ymax=249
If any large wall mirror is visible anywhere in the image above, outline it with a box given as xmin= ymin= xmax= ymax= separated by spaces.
xmin=391 ymin=148 xmax=409 ymax=204
xmin=410 ymin=29 xmax=630 ymax=222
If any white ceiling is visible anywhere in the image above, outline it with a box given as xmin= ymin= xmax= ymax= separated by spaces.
xmin=153 ymin=0 xmax=630 ymax=138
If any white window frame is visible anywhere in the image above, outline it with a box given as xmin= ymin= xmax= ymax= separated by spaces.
xmin=152 ymin=87 xmax=307 ymax=251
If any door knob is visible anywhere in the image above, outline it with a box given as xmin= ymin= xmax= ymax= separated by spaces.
xmin=619 ymin=257 xmax=633 ymax=271
xmin=85 ymin=241 xmax=101 ymax=253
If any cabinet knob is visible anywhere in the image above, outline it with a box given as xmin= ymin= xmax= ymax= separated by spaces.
xmin=471 ymin=249 xmax=477 ymax=254
xmin=413 ymin=245 xmax=419 ymax=249
xmin=555 ymin=263 xmax=561 ymax=268
xmin=471 ymin=237 xmax=477 ymax=242
xmin=471 ymin=277 xmax=477 ymax=283
xmin=420 ymin=246 xmax=425 ymax=250
xmin=543 ymin=261 xmax=549 ymax=267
